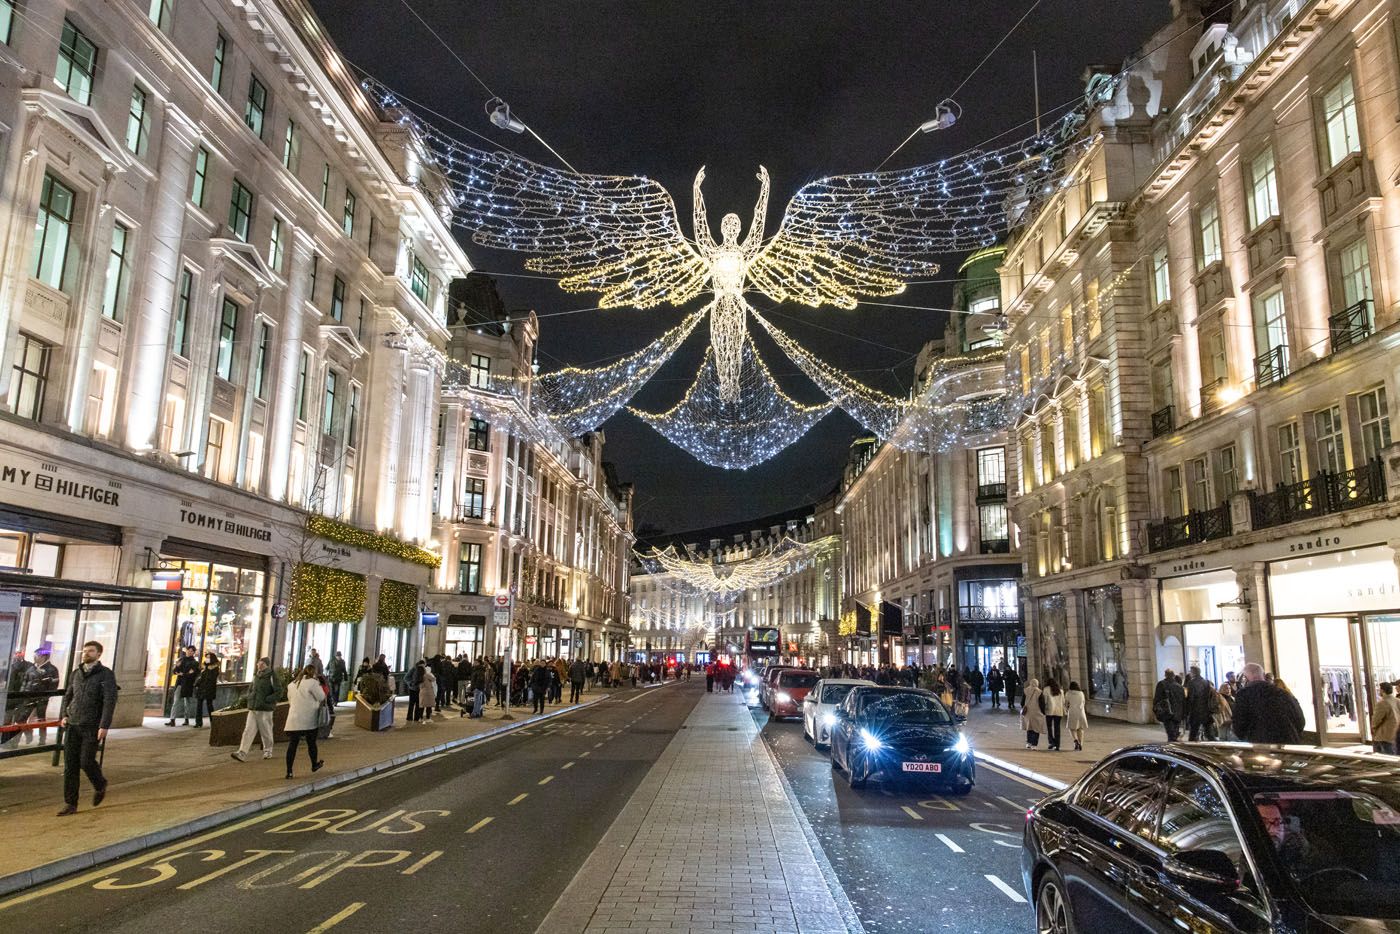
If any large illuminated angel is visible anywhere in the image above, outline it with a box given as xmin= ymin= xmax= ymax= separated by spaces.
xmin=453 ymin=137 xmax=1060 ymax=401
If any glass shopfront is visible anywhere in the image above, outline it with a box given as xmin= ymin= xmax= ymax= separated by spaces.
xmin=1034 ymin=594 xmax=1069 ymax=686
xmin=445 ymin=616 xmax=484 ymax=658
xmin=1268 ymin=545 xmax=1400 ymax=745
xmin=956 ymin=578 xmax=1022 ymax=677
xmin=145 ymin=557 xmax=265 ymax=714
xmin=1083 ymin=584 xmax=1130 ymax=706
xmin=1159 ymin=569 xmax=1246 ymax=687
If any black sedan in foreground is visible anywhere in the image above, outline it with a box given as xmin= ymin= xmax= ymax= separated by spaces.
xmin=828 ymin=686 xmax=974 ymax=793
xmin=1022 ymin=743 xmax=1400 ymax=933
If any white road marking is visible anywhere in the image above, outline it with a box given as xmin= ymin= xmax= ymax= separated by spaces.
xmin=306 ymin=902 xmax=365 ymax=932
xmin=997 ymin=795 xmax=1024 ymax=810
xmin=986 ymin=874 xmax=1027 ymax=903
xmin=935 ymin=833 xmax=965 ymax=853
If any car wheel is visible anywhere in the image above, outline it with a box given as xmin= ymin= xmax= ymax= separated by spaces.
xmin=846 ymin=754 xmax=866 ymax=788
xmin=947 ymin=781 xmax=973 ymax=796
xmin=831 ymin=743 xmax=842 ymax=770
xmin=1035 ymin=872 xmax=1073 ymax=934
xmin=802 ymin=722 xmax=812 ymax=742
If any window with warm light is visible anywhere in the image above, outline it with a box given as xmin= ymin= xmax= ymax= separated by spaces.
xmin=1150 ymin=246 xmax=1171 ymax=305
xmin=1277 ymin=422 xmax=1302 ymax=485
xmin=1323 ymin=72 xmax=1361 ymax=168
xmin=1313 ymin=405 xmax=1345 ymax=473
xmin=1246 ymin=148 xmax=1279 ymax=229
xmin=1197 ymin=199 xmax=1222 ymax=269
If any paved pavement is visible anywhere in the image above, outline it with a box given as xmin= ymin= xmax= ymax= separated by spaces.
xmin=539 ymin=685 xmax=860 ymax=934
xmin=0 ymin=685 xmax=628 ymax=891
xmin=0 ymin=682 xmax=699 ymax=933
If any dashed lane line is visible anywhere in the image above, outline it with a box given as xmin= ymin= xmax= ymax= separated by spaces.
xmin=986 ymin=874 xmax=1027 ymax=904
xmin=305 ymin=902 xmax=365 ymax=933
xmin=900 ymin=806 xmax=923 ymax=821
xmin=593 ymin=742 xmax=605 ymax=748
xmin=578 ymin=751 xmax=590 ymax=757
xmin=935 ymin=833 xmax=965 ymax=854
xmin=561 ymin=761 xmax=574 ymax=770
xmin=508 ymin=793 xmax=528 ymax=806
xmin=538 ymin=775 xmax=555 ymax=785
xmin=465 ymin=817 xmax=494 ymax=834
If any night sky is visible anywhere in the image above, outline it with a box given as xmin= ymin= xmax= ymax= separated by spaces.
xmin=309 ymin=1 xmax=1155 ymax=533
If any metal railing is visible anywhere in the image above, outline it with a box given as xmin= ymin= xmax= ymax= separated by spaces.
xmin=1249 ymin=459 xmax=1386 ymax=530
xmin=459 ymin=504 xmax=494 ymax=524
xmin=1151 ymin=405 xmax=1175 ymax=438
xmin=979 ymin=537 xmax=1010 ymax=555
xmin=1146 ymin=502 xmax=1232 ymax=553
xmin=1253 ymin=344 xmax=1289 ymax=388
xmin=1329 ymin=299 xmax=1373 ymax=353
xmin=1200 ymin=377 xmax=1227 ymax=415
xmin=976 ymin=482 xmax=1007 ymax=502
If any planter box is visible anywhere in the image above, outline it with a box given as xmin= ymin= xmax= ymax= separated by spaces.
xmin=208 ymin=702 xmax=291 ymax=747
xmin=354 ymin=698 xmax=394 ymax=732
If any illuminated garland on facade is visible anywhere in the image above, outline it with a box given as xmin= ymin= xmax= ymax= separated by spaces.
xmin=377 ymin=578 xmax=421 ymax=629
xmin=629 ymin=337 xmax=831 ymax=469
xmin=290 ymin=563 xmax=367 ymax=623
xmin=307 ymin=514 xmax=441 ymax=568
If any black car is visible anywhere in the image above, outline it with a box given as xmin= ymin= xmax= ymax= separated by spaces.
xmin=1022 ymin=743 xmax=1400 ymax=933
xmin=828 ymin=686 xmax=974 ymax=793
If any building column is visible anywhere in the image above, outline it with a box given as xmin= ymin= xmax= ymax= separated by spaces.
xmin=397 ymin=356 xmax=432 ymax=540
xmin=113 ymin=527 xmax=165 ymax=727
xmin=363 ymin=573 xmax=382 ymax=664
xmin=123 ymin=107 xmax=201 ymax=451
xmin=1235 ymin=561 xmax=1271 ymax=670
xmin=265 ymin=229 xmax=315 ymax=502
xmin=65 ymin=193 xmax=118 ymax=433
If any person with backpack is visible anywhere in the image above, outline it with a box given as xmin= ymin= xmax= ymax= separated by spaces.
xmin=1153 ymin=668 xmax=1186 ymax=742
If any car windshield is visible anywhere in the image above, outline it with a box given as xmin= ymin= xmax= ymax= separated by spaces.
xmin=1253 ymin=788 xmax=1400 ymax=918
xmin=861 ymin=693 xmax=951 ymax=725
xmin=778 ymin=672 xmax=818 ymax=689
xmin=821 ymin=683 xmax=857 ymax=704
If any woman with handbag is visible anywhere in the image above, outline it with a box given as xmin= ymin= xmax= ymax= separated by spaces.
xmin=284 ymin=665 xmax=326 ymax=779
xmin=1021 ymin=678 xmax=1046 ymax=749
xmin=1065 ymin=681 xmax=1088 ymax=751
xmin=1042 ymin=680 xmax=1066 ymax=751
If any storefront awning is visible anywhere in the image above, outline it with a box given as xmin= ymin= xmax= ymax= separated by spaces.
xmin=0 ymin=570 xmax=183 ymax=606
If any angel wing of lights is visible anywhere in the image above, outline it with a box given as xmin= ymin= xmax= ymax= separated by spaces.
xmin=628 ymin=336 xmax=831 ymax=470
xmin=637 ymin=535 xmax=838 ymax=598
xmin=504 ymin=308 xmax=705 ymax=437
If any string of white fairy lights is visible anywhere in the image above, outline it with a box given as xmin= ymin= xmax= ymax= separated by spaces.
xmin=628 ymin=336 xmax=832 ymax=469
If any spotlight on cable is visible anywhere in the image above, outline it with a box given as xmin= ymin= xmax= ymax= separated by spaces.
xmin=919 ymin=99 xmax=962 ymax=133
xmin=487 ymin=98 xmax=526 ymax=134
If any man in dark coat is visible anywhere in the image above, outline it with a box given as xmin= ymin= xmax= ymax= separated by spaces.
xmin=166 ymin=645 xmax=199 ymax=726
xmin=987 ymin=667 xmax=1004 ymax=709
xmin=530 ymin=662 xmax=550 ymax=714
xmin=568 ymin=657 xmax=588 ymax=704
xmin=1232 ymin=663 xmax=1305 ymax=744
xmin=57 ymin=640 xmax=117 ymax=816
xmin=1185 ymin=665 xmax=1217 ymax=741
xmin=327 ymin=651 xmax=348 ymax=704
xmin=966 ymin=667 xmax=984 ymax=705
xmin=1003 ymin=667 xmax=1021 ymax=709
xmin=1153 ymin=668 xmax=1187 ymax=742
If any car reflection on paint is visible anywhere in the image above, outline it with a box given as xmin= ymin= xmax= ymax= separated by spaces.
xmin=828 ymin=686 xmax=974 ymax=794
xmin=1021 ymin=743 xmax=1400 ymax=934
xmin=801 ymin=678 xmax=874 ymax=748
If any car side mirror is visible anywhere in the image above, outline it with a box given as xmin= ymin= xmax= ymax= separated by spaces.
xmin=1165 ymin=849 xmax=1239 ymax=891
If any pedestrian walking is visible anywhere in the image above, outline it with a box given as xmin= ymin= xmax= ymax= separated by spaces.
xmin=418 ymin=664 xmax=437 ymax=722
xmin=166 ymin=645 xmax=199 ymax=726
xmin=1370 ymin=682 xmax=1399 ymax=755
xmin=1065 ymin=680 xmax=1088 ymax=751
xmin=705 ymin=662 xmax=715 ymax=694
xmin=231 ymin=658 xmax=279 ymax=762
xmin=987 ymin=666 xmax=1004 ymax=709
xmin=56 ymin=640 xmax=117 ymax=816
xmin=307 ymin=648 xmax=324 ymax=678
xmin=283 ymin=665 xmax=326 ymax=779
xmin=1021 ymin=677 xmax=1046 ymax=749
xmin=1214 ymin=684 xmax=1235 ymax=741
xmin=194 ymin=652 xmax=220 ymax=727
xmin=1153 ymin=668 xmax=1186 ymax=742
xmin=1003 ymin=667 xmax=1021 ymax=709
xmin=966 ymin=667 xmax=984 ymax=705
xmin=1043 ymin=679 xmax=1066 ymax=751
xmin=327 ymin=651 xmax=347 ymax=704
xmin=568 ymin=656 xmax=587 ymax=704
xmin=1230 ymin=662 xmax=1305 ymax=744
xmin=531 ymin=662 xmax=550 ymax=714
xmin=404 ymin=661 xmax=424 ymax=722
xmin=1185 ymin=665 xmax=1217 ymax=741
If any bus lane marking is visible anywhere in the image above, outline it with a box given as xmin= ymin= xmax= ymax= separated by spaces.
xmin=465 ymin=817 xmax=494 ymax=834
xmin=508 ymin=793 xmax=528 ymax=805
xmin=969 ymin=821 xmax=1021 ymax=849
xmin=985 ymin=874 xmax=1027 ymax=903
xmin=900 ymin=806 xmax=923 ymax=821
xmin=538 ymin=775 xmax=555 ymax=785
xmin=305 ymin=901 xmax=365 ymax=933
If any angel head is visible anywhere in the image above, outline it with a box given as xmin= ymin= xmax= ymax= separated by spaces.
xmin=720 ymin=213 xmax=742 ymax=245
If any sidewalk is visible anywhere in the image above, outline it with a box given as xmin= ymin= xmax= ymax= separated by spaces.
xmin=539 ymin=690 xmax=861 ymax=934
xmin=960 ymin=698 xmax=1162 ymax=789
xmin=0 ymin=688 xmax=617 ymax=895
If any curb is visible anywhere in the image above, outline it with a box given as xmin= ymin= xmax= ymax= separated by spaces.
xmin=0 ymin=694 xmax=607 ymax=898
xmin=973 ymin=750 xmax=1069 ymax=791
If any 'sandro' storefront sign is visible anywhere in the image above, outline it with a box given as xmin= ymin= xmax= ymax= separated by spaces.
xmin=177 ymin=508 xmax=272 ymax=542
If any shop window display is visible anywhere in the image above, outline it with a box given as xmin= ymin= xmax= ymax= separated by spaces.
xmin=1084 ymin=584 xmax=1129 ymax=705
xmin=1037 ymin=594 xmax=1069 ymax=687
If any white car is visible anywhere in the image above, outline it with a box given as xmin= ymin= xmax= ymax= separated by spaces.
xmin=802 ymin=678 xmax=875 ymax=748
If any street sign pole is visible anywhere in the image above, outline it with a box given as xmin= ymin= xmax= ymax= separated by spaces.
xmin=494 ymin=593 xmax=514 ymax=720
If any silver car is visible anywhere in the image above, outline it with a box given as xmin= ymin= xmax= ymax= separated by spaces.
xmin=802 ymin=678 xmax=875 ymax=748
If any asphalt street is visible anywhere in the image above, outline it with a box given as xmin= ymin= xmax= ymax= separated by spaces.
xmin=0 ymin=682 xmax=701 ymax=934
xmin=749 ymin=697 xmax=1052 ymax=934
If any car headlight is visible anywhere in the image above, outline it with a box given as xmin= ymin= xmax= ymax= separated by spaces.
xmin=858 ymin=727 xmax=883 ymax=751
xmin=953 ymin=733 xmax=971 ymax=755
xmin=821 ymin=712 xmax=837 ymax=728
xmin=775 ymin=691 xmax=791 ymax=704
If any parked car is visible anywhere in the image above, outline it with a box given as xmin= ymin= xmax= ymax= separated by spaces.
xmin=767 ymin=669 xmax=820 ymax=721
xmin=1022 ymin=743 xmax=1400 ymax=934
xmin=828 ymin=686 xmax=973 ymax=793
xmin=759 ymin=666 xmax=800 ymax=709
xmin=802 ymin=678 xmax=874 ymax=748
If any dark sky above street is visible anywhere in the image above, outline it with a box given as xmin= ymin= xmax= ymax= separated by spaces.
xmin=309 ymin=0 xmax=1157 ymax=533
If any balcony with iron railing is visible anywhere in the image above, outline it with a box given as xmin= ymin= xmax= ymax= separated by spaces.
xmin=976 ymin=482 xmax=1008 ymax=502
xmin=1146 ymin=502 xmax=1232 ymax=553
xmin=979 ymin=537 xmax=1011 ymax=555
xmin=1253 ymin=344 xmax=1289 ymax=389
xmin=1199 ymin=377 xmax=1228 ymax=415
xmin=1329 ymin=299 xmax=1373 ymax=353
xmin=1249 ymin=459 xmax=1387 ymax=531
xmin=1151 ymin=405 xmax=1175 ymax=439
xmin=459 ymin=504 xmax=494 ymax=524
